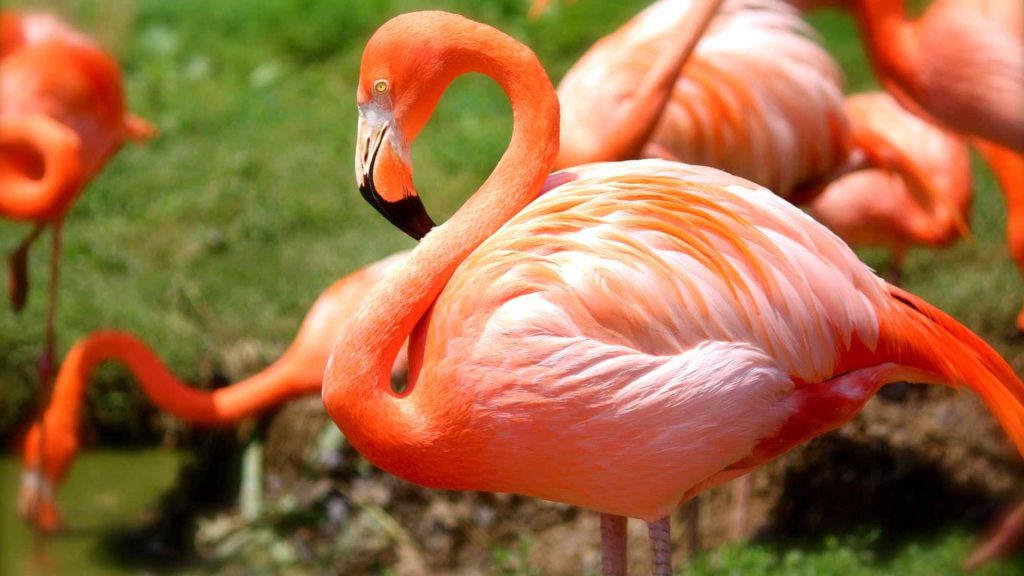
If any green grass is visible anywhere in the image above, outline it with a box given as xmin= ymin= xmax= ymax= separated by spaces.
xmin=485 ymin=530 xmax=1023 ymax=576
xmin=684 ymin=531 xmax=1022 ymax=576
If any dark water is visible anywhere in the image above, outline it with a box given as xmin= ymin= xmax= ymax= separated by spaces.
xmin=0 ymin=450 xmax=183 ymax=576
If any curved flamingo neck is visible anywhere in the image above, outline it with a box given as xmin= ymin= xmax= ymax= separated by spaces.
xmin=0 ymin=115 xmax=83 ymax=221
xmin=44 ymin=331 xmax=310 ymax=439
xmin=853 ymin=0 xmax=918 ymax=88
xmin=555 ymin=0 xmax=723 ymax=168
xmin=323 ymin=14 xmax=559 ymax=486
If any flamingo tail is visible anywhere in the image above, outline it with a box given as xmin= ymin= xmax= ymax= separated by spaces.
xmin=883 ymin=284 xmax=1024 ymax=456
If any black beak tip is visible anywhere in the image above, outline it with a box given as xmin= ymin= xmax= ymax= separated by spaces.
xmin=387 ymin=195 xmax=437 ymax=241
xmin=359 ymin=180 xmax=436 ymax=241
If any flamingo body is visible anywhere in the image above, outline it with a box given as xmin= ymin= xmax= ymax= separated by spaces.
xmin=1 ymin=10 xmax=150 ymax=221
xmin=387 ymin=161 xmax=886 ymax=520
xmin=334 ymin=160 xmax=1022 ymax=521
xmin=556 ymin=0 xmax=848 ymax=200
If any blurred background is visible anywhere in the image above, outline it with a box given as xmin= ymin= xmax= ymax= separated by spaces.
xmin=1 ymin=0 xmax=1022 ymax=574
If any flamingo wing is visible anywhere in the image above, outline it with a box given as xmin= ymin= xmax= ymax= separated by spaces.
xmin=410 ymin=160 xmax=890 ymax=519
xmin=648 ymin=0 xmax=848 ymax=197
xmin=556 ymin=0 xmax=849 ymax=197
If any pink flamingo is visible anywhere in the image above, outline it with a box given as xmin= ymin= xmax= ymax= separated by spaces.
xmin=832 ymin=0 xmax=1022 ymax=153
xmin=809 ymin=92 xmax=973 ymax=283
xmin=323 ymin=11 xmax=1024 ymax=575
xmin=554 ymin=0 xmax=848 ymax=201
xmin=18 ymin=251 xmax=408 ymax=532
xmin=551 ymin=0 xmax=964 ymax=234
xmin=813 ymin=0 xmax=1024 ymax=333
xmin=1 ymin=10 xmax=153 ymax=387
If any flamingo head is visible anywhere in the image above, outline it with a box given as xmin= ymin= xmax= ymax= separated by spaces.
xmin=353 ymin=12 xmax=485 ymax=241
xmin=18 ymin=419 xmax=79 ymax=533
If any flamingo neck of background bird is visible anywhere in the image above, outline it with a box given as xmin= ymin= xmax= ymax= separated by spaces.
xmin=555 ymin=0 xmax=723 ymax=168
xmin=40 ymin=331 xmax=309 ymax=452
xmin=852 ymin=0 xmax=917 ymax=87
xmin=975 ymin=141 xmax=1024 ymax=265
xmin=323 ymin=12 xmax=559 ymax=486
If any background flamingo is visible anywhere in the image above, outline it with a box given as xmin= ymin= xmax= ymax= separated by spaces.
xmin=1 ymin=10 xmax=152 ymax=403
xmin=809 ymin=91 xmax=973 ymax=283
xmin=553 ymin=0 xmax=965 ymax=226
xmin=555 ymin=0 xmax=848 ymax=201
xmin=18 ymin=250 xmax=408 ymax=532
xmin=812 ymin=0 xmax=1024 ymax=332
xmin=324 ymin=11 xmax=1024 ymax=575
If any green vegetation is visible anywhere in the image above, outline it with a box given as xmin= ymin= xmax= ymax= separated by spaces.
xmin=685 ymin=531 xmax=1021 ymax=576
xmin=1 ymin=0 xmax=1022 ymax=574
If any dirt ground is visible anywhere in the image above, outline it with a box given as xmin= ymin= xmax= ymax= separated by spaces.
xmin=244 ymin=384 xmax=1024 ymax=575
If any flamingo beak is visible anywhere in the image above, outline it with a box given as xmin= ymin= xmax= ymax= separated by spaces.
xmin=355 ymin=108 xmax=436 ymax=241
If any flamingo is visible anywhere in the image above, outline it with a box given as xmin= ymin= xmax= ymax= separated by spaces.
xmin=555 ymin=0 xmax=847 ymax=200
xmin=808 ymin=92 xmax=973 ymax=284
xmin=831 ymin=0 xmax=1022 ymax=153
xmin=1 ymin=11 xmax=89 ymax=56
xmin=552 ymin=0 xmax=967 ymax=234
xmin=323 ymin=11 xmax=1024 ymax=575
xmin=18 ymin=251 xmax=409 ymax=533
xmin=810 ymin=0 xmax=1024 ymax=332
xmin=1 ymin=10 xmax=153 ymax=396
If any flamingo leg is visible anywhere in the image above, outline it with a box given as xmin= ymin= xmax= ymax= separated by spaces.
xmin=40 ymin=221 xmax=61 ymax=387
xmin=683 ymin=497 xmax=701 ymax=556
xmin=7 ymin=223 xmax=45 ymax=312
xmin=885 ymin=248 xmax=907 ymax=287
xmin=601 ymin=513 xmax=628 ymax=576
xmin=964 ymin=502 xmax=1024 ymax=570
xmin=649 ymin=516 xmax=672 ymax=576
xmin=29 ymin=222 xmax=62 ymax=535
xmin=730 ymin=474 xmax=752 ymax=540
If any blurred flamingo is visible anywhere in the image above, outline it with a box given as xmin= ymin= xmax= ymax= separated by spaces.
xmin=834 ymin=0 xmax=1022 ymax=153
xmin=325 ymin=12 xmax=1024 ymax=575
xmin=555 ymin=0 xmax=848 ymax=201
xmin=811 ymin=0 xmax=1024 ymax=333
xmin=1 ymin=11 xmax=88 ymax=56
xmin=809 ymin=92 xmax=973 ymax=283
xmin=552 ymin=0 xmax=965 ymax=228
xmin=1 ymin=10 xmax=153 ymax=391
xmin=19 ymin=251 xmax=409 ymax=532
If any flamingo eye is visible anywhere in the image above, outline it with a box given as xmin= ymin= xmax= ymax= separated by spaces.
xmin=373 ymin=79 xmax=390 ymax=95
